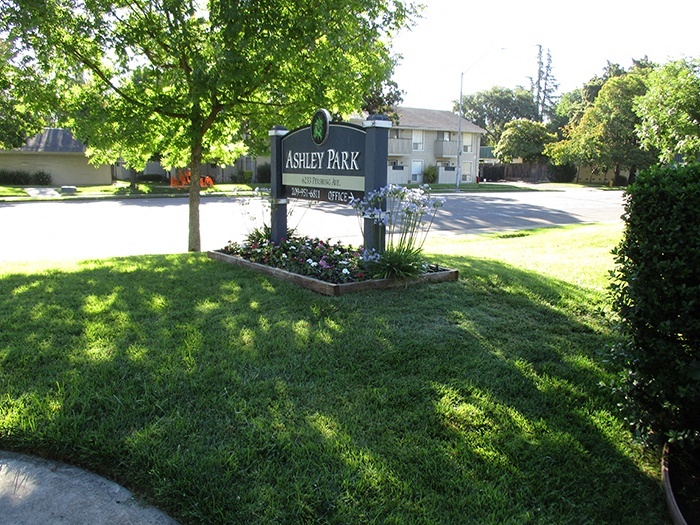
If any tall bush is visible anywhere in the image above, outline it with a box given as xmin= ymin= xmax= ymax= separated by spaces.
xmin=422 ymin=164 xmax=437 ymax=184
xmin=609 ymin=163 xmax=700 ymax=446
xmin=256 ymin=162 xmax=271 ymax=184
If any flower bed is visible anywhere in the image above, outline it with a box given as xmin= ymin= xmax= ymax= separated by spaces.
xmin=217 ymin=236 xmax=372 ymax=284
xmin=211 ymin=185 xmax=457 ymax=295
xmin=208 ymin=249 xmax=458 ymax=296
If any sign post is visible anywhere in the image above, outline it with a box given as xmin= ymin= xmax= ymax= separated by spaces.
xmin=269 ymin=125 xmax=289 ymax=243
xmin=362 ymin=114 xmax=391 ymax=252
xmin=268 ymin=110 xmax=391 ymax=252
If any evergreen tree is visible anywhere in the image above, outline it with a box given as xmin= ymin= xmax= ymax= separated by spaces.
xmin=529 ymin=45 xmax=558 ymax=123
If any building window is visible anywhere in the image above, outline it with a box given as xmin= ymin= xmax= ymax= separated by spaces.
xmin=411 ymin=159 xmax=423 ymax=182
xmin=439 ymin=131 xmax=451 ymax=141
xmin=412 ymin=130 xmax=424 ymax=151
xmin=389 ymin=128 xmax=400 ymax=139
xmin=461 ymin=162 xmax=473 ymax=182
xmin=462 ymin=135 xmax=473 ymax=153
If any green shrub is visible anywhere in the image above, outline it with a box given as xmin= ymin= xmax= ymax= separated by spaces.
xmin=230 ymin=168 xmax=253 ymax=184
xmin=137 ymin=173 xmax=166 ymax=183
xmin=366 ymin=246 xmax=426 ymax=279
xmin=256 ymin=162 xmax=271 ymax=183
xmin=31 ymin=170 xmax=52 ymax=185
xmin=422 ymin=164 xmax=438 ymax=184
xmin=0 ymin=169 xmax=52 ymax=185
xmin=609 ymin=163 xmax=700 ymax=446
xmin=0 ymin=169 xmax=30 ymax=185
xmin=245 ymin=225 xmax=294 ymax=244
xmin=547 ymin=163 xmax=576 ymax=183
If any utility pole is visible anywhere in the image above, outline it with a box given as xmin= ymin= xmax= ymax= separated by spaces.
xmin=455 ymin=48 xmax=508 ymax=192
xmin=455 ymin=71 xmax=464 ymax=192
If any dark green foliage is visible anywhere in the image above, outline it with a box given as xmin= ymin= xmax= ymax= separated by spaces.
xmin=422 ymin=164 xmax=437 ymax=184
xmin=547 ymin=164 xmax=577 ymax=183
xmin=610 ymin=163 xmax=700 ymax=445
xmin=256 ymin=162 xmax=271 ymax=183
xmin=32 ymin=170 xmax=52 ymax=185
xmin=367 ymin=246 xmax=426 ymax=279
xmin=242 ymin=225 xmax=295 ymax=246
xmin=137 ymin=174 xmax=166 ymax=183
xmin=230 ymin=169 xmax=252 ymax=184
xmin=0 ymin=168 xmax=52 ymax=185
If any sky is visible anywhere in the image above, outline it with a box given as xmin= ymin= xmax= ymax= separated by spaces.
xmin=391 ymin=0 xmax=700 ymax=111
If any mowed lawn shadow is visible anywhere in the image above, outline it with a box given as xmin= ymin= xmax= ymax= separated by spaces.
xmin=0 ymin=253 xmax=668 ymax=524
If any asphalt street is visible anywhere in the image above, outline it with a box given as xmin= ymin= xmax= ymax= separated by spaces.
xmin=0 ymin=187 xmax=625 ymax=262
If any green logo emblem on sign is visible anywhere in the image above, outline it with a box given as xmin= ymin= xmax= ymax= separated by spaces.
xmin=311 ymin=109 xmax=330 ymax=146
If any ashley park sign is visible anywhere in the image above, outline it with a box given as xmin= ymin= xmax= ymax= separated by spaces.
xmin=269 ymin=110 xmax=391 ymax=251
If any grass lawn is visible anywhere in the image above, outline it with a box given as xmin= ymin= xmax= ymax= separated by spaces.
xmin=0 ymin=185 xmax=31 ymax=197
xmin=0 ymin=224 xmax=668 ymax=524
xmin=75 ymin=181 xmax=261 ymax=197
xmin=1 ymin=181 xmax=614 ymax=200
xmin=409 ymin=182 xmax=538 ymax=193
xmin=0 ymin=181 xmax=262 ymax=199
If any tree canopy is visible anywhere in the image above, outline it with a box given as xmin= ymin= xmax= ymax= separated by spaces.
xmin=0 ymin=37 xmax=58 ymax=149
xmin=547 ymin=72 xmax=656 ymax=180
xmin=635 ymin=58 xmax=700 ymax=163
xmin=494 ymin=119 xmax=555 ymax=163
xmin=455 ymin=86 xmax=538 ymax=146
xmin=2 ymin=0 xmax=416 ymax=251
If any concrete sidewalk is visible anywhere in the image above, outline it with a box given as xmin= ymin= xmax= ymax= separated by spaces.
xmin=0 ymin=450 xmax=179 ymax=524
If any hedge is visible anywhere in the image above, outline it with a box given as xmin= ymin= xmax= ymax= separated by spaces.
xmin=610 ymin=163 xmax=700 ymax=446
xmin=0 ymin=169 xmax=52 ymax=185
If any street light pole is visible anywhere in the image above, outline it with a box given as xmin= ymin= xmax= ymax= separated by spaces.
xmin=454 ymin=48 xmax=508 ymax=192
xmin=455 ymin=71 xmax=464 ymax=192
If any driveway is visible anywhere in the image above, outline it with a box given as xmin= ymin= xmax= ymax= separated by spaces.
xmin=0 ymin=187 xmax=625 ymax=262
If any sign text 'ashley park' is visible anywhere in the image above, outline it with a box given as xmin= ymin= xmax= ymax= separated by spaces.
xmin=285 ymin=149 xmax=361 ymax=171
xmin=281 ymin=113 xmax=367 ymax=204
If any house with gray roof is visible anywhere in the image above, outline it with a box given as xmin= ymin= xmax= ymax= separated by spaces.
xmin=379 ymin=107 xmax=486 ymax=184
xmin=0 ymin=128 xmax=112 ymax=186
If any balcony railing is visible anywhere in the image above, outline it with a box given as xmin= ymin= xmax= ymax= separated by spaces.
xmin=434 ymin=140 xmax=459 ymax=157
xmin=388 ymin=137 xmax=412 ymax=155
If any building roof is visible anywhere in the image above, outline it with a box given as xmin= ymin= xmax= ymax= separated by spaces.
xmin=20 ymin=128 xmax=86 ymax=153
xmin=393 ymin=107 xmax=486 ymax=134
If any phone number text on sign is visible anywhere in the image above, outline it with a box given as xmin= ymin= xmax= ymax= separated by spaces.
xmin=286 ymin=186 xmax=362 ymax=204
xmin=290 ymin=187 xmax=322 ymax=199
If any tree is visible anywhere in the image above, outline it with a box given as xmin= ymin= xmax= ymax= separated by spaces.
xmin=0 ymin=37 xmax=58 ymax=149
xmin=635 ymin=58 xmax=700 ymax=163
xmin=529 ymin=45 xmax=558 ymax=123
xmin=455 ymin=86 xmax=538 ymax=146
xmin=2 ymin=0 xmax=416 ymax=251
xmin=550 ymin=61 xmax=630 ymax=134
xmin=547 ymin=72 xmax=656 ymax=183
xmin=547 ymin=89 xmax=582 ymax=139
xmin=494 ymin=119 xmax=555 ymax=163
xmin=362 ymin=79 xmax=404 ymax=124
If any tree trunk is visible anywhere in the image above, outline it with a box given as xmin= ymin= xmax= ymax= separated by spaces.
xmin=188 ymin=135 xmax=203 ymax=252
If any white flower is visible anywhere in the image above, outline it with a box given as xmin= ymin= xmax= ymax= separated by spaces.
xmin=342 ymin=268 xmax=350 ymax=275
